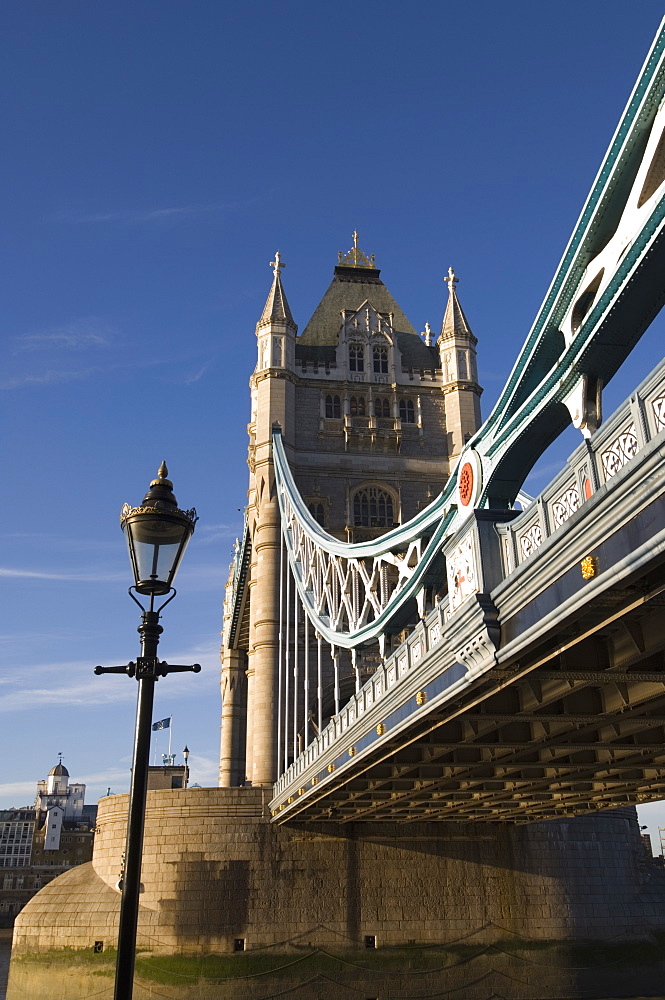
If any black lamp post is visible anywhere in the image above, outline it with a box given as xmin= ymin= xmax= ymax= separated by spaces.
xmin=95 ymin=463 xmax=199 ymax=1000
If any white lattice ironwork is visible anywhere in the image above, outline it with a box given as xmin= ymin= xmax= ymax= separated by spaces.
xmin=520 ymin=523 xmax=543 ymax=559
xmin=551 ymin=486 xmax=581 ymax=527
xmin=600 ymin=424 xmax=639 ymax=480
xmin=274 ymin=431 xmax=455 ymax=649
xmin=652 ymin=394 xmax=665 ymax=432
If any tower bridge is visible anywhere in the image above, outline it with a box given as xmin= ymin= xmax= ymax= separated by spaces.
xmin=221 ymin=17 xmax=665 ymax=822
xmin=11 ymin=19 xmax=665 ymax=998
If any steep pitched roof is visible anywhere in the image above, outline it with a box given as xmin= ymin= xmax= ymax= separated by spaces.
xmin=299 ymin=265 xmax=417 ymax=346
xmin=440 ymin=267 xmax=476 ymax=342
xmin=257 ymin=254 xmax=297 ymax=330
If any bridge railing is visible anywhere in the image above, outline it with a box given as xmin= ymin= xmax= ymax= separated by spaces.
xmin=273 ymin=593 xmax=451 ymax=796
xmin=498 ymin=356 xmax=665 ymax=576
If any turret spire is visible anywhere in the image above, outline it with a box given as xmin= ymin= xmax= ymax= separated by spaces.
xmin=258 ymin=252 xmax=296 ymax=330
xmin=440 ymin=267 xmax=474 ymax=342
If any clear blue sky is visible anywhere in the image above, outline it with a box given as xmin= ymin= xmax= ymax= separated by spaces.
xmin=2 ymin=1 xmax=664 ymax=848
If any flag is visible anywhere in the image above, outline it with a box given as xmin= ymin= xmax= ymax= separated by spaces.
xmin=152 ymin=718 xmax=171 ymax=731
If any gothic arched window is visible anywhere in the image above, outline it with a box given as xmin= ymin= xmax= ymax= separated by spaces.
xmin=352 ymin=485 xmax=395 ymax=528
xmin=307 ymin=502 xmax=325 ymax=527
xmin=349 ymin=344 xmax=364 ymax=372
xmin=399 ymin=398 xmax=415 ymax=423
xmin=375 ymin=397 xmax=391 ymax=418
xmin=350 ymin=396 xmax=366 ymax=416
xmin=325 ymin=394 xmax=341 ymax=418
xmin=373 ymin=346 xmax=389 ymax=374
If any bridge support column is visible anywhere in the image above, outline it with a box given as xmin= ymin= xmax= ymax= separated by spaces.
xmin=247 ymin=495 xmax=281 ymax=786
xmin=219 ymin=647 xmax=247 ymax=786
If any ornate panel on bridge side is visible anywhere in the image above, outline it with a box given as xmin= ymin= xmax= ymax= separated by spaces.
xmin=600 ymin=423 xmax=640 ymax=481
xmin=652 ymin=391 xmax=665 ymax=432
xmin=446 ymin=530 xmax=478 ymax=613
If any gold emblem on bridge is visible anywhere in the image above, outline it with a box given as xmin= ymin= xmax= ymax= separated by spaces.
xmin=376 ymin=723 xmax=386 ymax=735
xmin=416 ymin=691 xmax=428 ymax=705
xmin=348 ymin=746 xmax=356 ymax=756
xmin=298 ymin=787 xmax=305 ymax=796
xmin=287 ymin=796 xmax=294 ymax=803
xmin=311 ymin=777 xmax=317 ymax=785
xmin=581 ymin=555 xmax=599 ymax=579
xmin=327 ymin=763 xmax=335 ymax=773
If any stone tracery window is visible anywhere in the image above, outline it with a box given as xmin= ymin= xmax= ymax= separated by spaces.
xmin=373 ymin=345 xmax=389 ymax=374
xmin=307 ymin=501 xmax=325 ymax=527
xmin=325 ymin=394 xmax=341 ymax=418
xmin=352 ymin=485 xmax=395 ymax=528
xmin=326 ymin=393 xmax=342 ymax=420
xmin=350 ymin=396 xmax=366 ymax=416
xmin=349 ymin=344 xmax=365 ymax=372
xmin=375 ymin=397 xmax=391 ymax=418
xmin=399 ymin=398 xmax=415 ymax=423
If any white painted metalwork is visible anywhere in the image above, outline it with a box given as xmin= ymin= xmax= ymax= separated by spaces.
xmin=600 ymin=424 xmax=639 ymax=480
xmin=519 ymin=523 xmax=543 ymax=560
xmin=551 ymin=486 xmax=581 ymax=527
xmin=653 ymin=393 xmax=665 ymax=432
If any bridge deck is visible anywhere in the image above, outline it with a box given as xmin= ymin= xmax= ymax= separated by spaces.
xmin=271 ymin=360 xmax=665 ymax=823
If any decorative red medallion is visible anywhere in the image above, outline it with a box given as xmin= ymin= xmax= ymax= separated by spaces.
xmin=459 ymin=462 xmax=474 ymax=506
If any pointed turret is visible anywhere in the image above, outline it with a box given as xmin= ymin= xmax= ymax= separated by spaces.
xmin=440 ymin=267 xmax=475 ymax=343
xmin=438 ymin=267 xmax=482 ymax=460
xmin=257 ymin=251 xmax=297 ymax=332
xmin=255 ymin=252 xmax=298 ymax=373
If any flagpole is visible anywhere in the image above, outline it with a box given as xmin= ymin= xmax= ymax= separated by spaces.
xmin=168 ymin=717 xmax=172 ymax=759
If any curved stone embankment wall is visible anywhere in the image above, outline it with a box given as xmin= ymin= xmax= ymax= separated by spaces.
xmin=10 ymin=788 xmax=665 ymax=961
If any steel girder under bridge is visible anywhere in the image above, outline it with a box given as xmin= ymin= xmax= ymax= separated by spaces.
xmin=262 ymin=19 xmax=665 ymax=822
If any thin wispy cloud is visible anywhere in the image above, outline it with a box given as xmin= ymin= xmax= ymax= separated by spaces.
xmin=0 ymin=366 xmax=103 ymax=390
xmin=0 ymin=679 xmax=137 ymax=713
xmin=0 ymin=355 xmax=175 ymax=391
xmin=0 ymin=566 xmax=125 ymax=582
xmin=194 ymin=523 xmax=240 ymax=544
xmin=523 ymin=459 xmax=568 ymax=485
xmin=0 ymin=670 xmax=216 ymax=714
xmin=56 ymin=198 xmax=258 ymax=226
xmin=184 ymin=361 xmax=212 ymax=385
xmin=14 ymin=318 xmax=114 ymax=353
xmin=185 ymin=753 xmax=219 ymax=786
xmin=0 ymin=780 xmax=38 ymax=803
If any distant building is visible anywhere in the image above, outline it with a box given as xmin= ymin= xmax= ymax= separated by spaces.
xmin=147 ymin=763 xmax=189 ymax=791
xmin=0 ymin=760 xmax=97 ymax=927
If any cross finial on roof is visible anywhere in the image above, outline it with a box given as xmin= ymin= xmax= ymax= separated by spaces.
xmin=338 ymin=231 xmax=376 ymax=268
xmin=270 ymin=251 xmax=285 ymax=276
xmin=422 ymin=321 xmax=433 ymax=346
xmin=444 ymin=266 xmax=458 ymax=292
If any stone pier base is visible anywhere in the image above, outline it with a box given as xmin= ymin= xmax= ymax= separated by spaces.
xmin=8 ymin=788 xmax=665 ymax=998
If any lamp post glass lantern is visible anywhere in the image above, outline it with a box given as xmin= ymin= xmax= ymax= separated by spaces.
xmin=95 ymin=463 xmax=199 ymax=1000
xmin=121 ymin=461 xmax=197 ymax=598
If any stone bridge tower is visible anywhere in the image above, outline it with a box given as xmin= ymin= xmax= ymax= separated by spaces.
xmin=220 ymin=236 xmax=483 ymax=787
